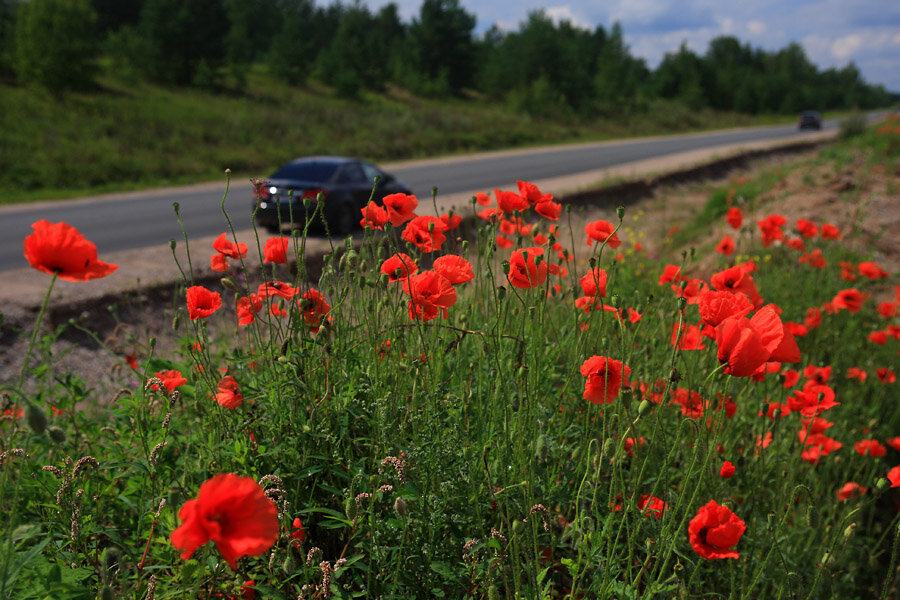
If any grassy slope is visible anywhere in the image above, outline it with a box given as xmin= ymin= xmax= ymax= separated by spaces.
xmin=0 ymin=66 xmax=794 ymax=204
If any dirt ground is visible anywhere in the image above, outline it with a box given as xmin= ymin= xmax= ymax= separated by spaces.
xmin=2 ymin=132 xmax=897 ymax=399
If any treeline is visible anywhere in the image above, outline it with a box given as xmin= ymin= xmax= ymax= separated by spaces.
xmin=0 ymin=0 xmax=892 ymax=115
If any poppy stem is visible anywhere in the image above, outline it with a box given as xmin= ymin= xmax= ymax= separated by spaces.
xmin=17 ymin=272 xmax=57 ymax=391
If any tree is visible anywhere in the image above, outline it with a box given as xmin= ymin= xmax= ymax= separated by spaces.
xmin=137 ymin=0 xmax=229 ymax=86
xmin=406 ymin=0 xmax=476 ymax=95
xmin=13 ymin=0 xmax=98 ymax=91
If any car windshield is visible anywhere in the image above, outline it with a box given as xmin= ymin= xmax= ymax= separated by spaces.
xmin=271 ymin=161 xmax=340 ymax=182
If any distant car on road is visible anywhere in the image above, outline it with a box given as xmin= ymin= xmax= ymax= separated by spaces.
xmin=253 ymin=156 xmax=413 ymax=236
xmin=798 ymin=111 xmax=822 ymax=130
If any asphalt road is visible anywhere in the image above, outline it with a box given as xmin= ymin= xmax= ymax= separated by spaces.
xmin=0 ymin=119 xmax=840 ymax=272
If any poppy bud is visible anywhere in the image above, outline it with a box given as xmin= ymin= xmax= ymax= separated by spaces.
xmin=220 ymin=277 xmax=239 ymax=293
xmin=48 ymin=426 xmax=66 ymax=444
xmin=497 ymin=286 xmax=506 ymax=301
xmin=169 ymin=238 xmax=177 ymax=250
xmin=843 ymin=523 xmax=856 ymax=540
xmin=876 ymin=477 xmax=891 ymax=492
xmin=616 ymin=206 xmax=625 ymax=220
xmin=805 ymin=505 xmax=819 ymax=527
xmin=461 ymin=240 xmax=468 ymax=252
xmin=535 ymin=435 xmax=549 ymax=462
xmin=677 ymin=297 xmax=687 ymax=310
xmin=512 ymin=519 xmax=525 ymax=536
xmin=589 ymin=257 xmax=597 ymax=268
xmin=428 ymin=221 xmax=435 ymax=233
xmin=638 ymin=400 xmax=652 ymax=416
xmin=172 ymin=202 xmax=180 ymax=214
xmin=26 ymin=402 xmax=47 ymax=435
xmin=690 ymin=247 xmax=695 ymax=259
xmin=602 ymin=437 xmax=616 ymax=461
xmin=610 ymin=294 xmax=620 ymax=308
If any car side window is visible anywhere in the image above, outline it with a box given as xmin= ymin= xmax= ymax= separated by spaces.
xmin=360 ymin=162 xmax=383 ymax=186
xmin=336 ymin=163 xmax=366 ymax=184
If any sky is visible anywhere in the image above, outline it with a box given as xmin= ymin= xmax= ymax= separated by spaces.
xmin=359 ymin=0 xmax=900 ymax=93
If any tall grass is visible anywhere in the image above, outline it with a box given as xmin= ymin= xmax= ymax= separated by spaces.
xmin=1 ymin=121 xmax=898 ymax=599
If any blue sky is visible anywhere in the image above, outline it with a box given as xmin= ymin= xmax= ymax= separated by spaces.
xmin=359 ymin=0 xmax=900 ymax=93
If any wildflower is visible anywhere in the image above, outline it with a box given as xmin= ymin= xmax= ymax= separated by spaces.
xmin=403 ymin=271 xmax=457 ymax=321
xmin=290 ymin=517 xmax=306 ymax=547
xmin=658 ymin=264 xmax=684 ymax=286
xmin=820 ymin=223 xmax=841 ymax=239
xmin=186 ymin=286 xmax=222 ymax=320
xmin=263 ymin=237 xmax=290 ymax=264
xmin=495 ymin=235 xmax=513 ymax=248
xmin=711 ymin=263 xmax=763 ymax=308
xmin=215 ymin=376 xmax=243 ymax=409
xmin=508 ymin=247 xmax=552 ymax=289
xmin=439 ymin=213 xmax=463 ymax=231
xmin=715 ymin=235 xmax=735 ymax=255
xmin=854 ymin=439 xmax=887 ymax=457
xmin=580 ymin=356 xmax=630 ymax=404
xmin=474 ymin=192 xmax=491 ymax=206
xmin=836 ymin=482 xmax=866 ymax=501
xmin=858 ymin=261 xmax=889 ymax=279
xmin=585 ymin=220 xmax=621 ymax=248
xmin=213 ymin=233 xmax=248 ymax=259
xmin=170 ymin=474 xmax=278 ymax=569
xmin=638 ymin=495 xmax=668 ymax=519
xmin=382 ymin=193 xmax=418 ymax=227
xmin=715 ymin=306 xmax=800 ymax=377
xmin=788 ymin=383 xmax=839 ymax=417
xmin=299 ymin=289 xmax=331 ymax=333
xmin=831 ymin=289 xmax=867 ymax=313
xmin=578 ymin=268 xmax=608 ymax=298
xmin=688 ymin=500 xmax=746 ymax=559
xmin=401 ymin=216 xmax=447 ymax=253
xmin=381 ymin=253 xmax=418 ymax=283
xmin=672 ymin=322 xmax=706 ymax=351
xmin=433 ymin=255 xmax=474 ymax=285
xmin=796 ymin=219 xmax=818 ymax=238
xmin=799 ymin=249 xmax=825 ymax=269
xmin=720 ymin=461 xmax=736 ymax=479
xmin=360 ymin=201 xmax=388 ymax=230
xmin=887 ymin=466 xmax=900 ymax=487
xmin=150 ymin=370 xmax=187 ymax=392
xmin=846 ymin=367 xmax=867 ymax=381
xmin=757 ymin=214 xmax=786 ymax=247
xmin=535 ymin=199 xmax=562 ymax=220
xmin=236 ymin=294 xmax=263 ymax=326
xmin=23 ymin=220 xmax=118 ymax=281
xmin=495 ymin=188 xmax=529 ymax=213
xmin=868 ymin=330 xmax=888 ymax=344
xmin=877 ymin=369 xmax=896 ymax=384
xmin=257 ymin=281 xmax=298 ymax=300
xmin=698 ymin=290 xmax=753 ymax=327
xmin=725 ymin=207 xmax=742 ymax=229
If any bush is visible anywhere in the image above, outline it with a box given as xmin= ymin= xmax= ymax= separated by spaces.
xmin=839 ymin=112 xmax=868 ymax=139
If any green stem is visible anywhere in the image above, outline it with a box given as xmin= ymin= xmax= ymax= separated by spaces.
xmin=17 ymin=272 xmax=58 ymax=390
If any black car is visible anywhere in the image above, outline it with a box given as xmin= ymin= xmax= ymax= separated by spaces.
xmin=798 ymin=111 xmax=822 ymax=130
xmin=253 ymin=156 xmax=413 ymax=235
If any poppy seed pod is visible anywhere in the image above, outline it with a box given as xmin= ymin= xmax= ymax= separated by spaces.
xmin=48 ymin=426 xmax=67 ymax=444
xmin=616 ymin=206 xmax=625 ymax=220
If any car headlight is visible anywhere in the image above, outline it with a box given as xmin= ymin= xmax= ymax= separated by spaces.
xmin=259 ymin=201 xmax=268 ymax=209
xmin=268 ymin=186 xmax=278 ymax=195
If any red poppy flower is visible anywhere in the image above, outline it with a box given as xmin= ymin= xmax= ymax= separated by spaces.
xmin=23 ymin=220 xmax=118 ymax=281
xmin=796 ymin=219 xmax=818 ymax=238
xmin=495 ymin=235 xmax=513 ymax=248
xmin=658 ymin=264 xmax=684 ymax=286
xmin=638 ymin=495 xmax=668 ymax=519
xmin=868 ymin=330 xmax=888 ymax=344
xmin=579 ymin=268 xmax=608 ymax=298
xmin=382 ymin=193 xmax=418 ymax=227
xmin=836 ymin=482 xmax=866 ymax=501
xmin=720 ymin=461 xmax=736 ymax=479
xmin=715 ymin=306 xmax=800 ymax=377
xmin=580 ymin=356 xmax=630 ymax=404
xmin=299 ymin=289 xmax=331 ymax=333
xmin=215 ymin=375 xmax=243 ymax=409
xmin=877 ymin=368 xmax=897 ymax=384
xmin=439 ymin=213 xmax=463 ymax=231
xmin=474 ymin=192 xmax=491 ymax=206
xmin=698 ymin=290 xmax=753 ymax=327
xmin=186 ymin=286 xmax=222 ymax=320
xmin=585 ymin=220 xmax=621 ymax=248
xmin=516 ymin=180 xmax=550 ymax=205
xmin=788 ymin=383 xmax=838 ymax=417
xmin=799 ymin=249 xmax=826 ymax=269
xmin=832 ymin=289 xmax=867 ymax=313
xmin=290 ymin=516 xmax=305 ymax=547
xmin=672 ymin=322 xmax=706 ymax=350
xmin=403 ymin=271 xmax=457 ymax=321
xmin=715 ymin=235 xmax=735 ymax=255
xmin=710 ymin=263 xmax=763 ymax=308
xmin=263 ymin=237 xmax=289 ymax=264
xmin=495 ymin=188 xmax=529 ymax=214
xmin=877 ymin=302 xmax=897 ymax=318
xmin=508 ymin=247 xmax=550 ymax=289
xmin=846 ymin=367 xmax=867 ymax=381
xmin=150 ymin=369 xmax=187 ymax=392
xmin=360 ymin=201 xmax=389 ymax=230
xmin=433 ymin=255 xmax=474 ymax=285
xmin=381 ymin=253 xmax=419 ymax=283
xmin=213 ymin=233 xmax=248 ymax=259
xmin=401 ymin=215 xmax=447 ymax=253
xmin=725 ymin=207 xmax=743 ymax=229
xmin=820 ymin=223 xmax=841 ymax=239
xmin=236 ymin=294 xmax=263 ymax=326
xmin=257 ymin=281 xmax=298 ymax=300
xmin=535 ymin=200 xmax=561 ymax=220
xmin=170 ymin=473 xmax=278 ymax=569
xmin=858 ymin=261 xmax=889 ymax=279
xmin=688 ymin=500 xmax=746 ymax=559
xmin=757 ymin=214 xmax=786 ymax=247
xmin=887 ymin=465 xmax=900 ymax=487
xmin=854 ymin=439 xmax=887 ymax=457
xmin=478 ymin=207 xmax=503 ymax=222
xmin=211 ymin=253 xmax=229 ymax=272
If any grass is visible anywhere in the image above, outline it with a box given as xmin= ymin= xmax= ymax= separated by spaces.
xmin=1 ymin=121 xmax=899 ymax=599
xmin=0 ymin=65 xmax=800 ymax=205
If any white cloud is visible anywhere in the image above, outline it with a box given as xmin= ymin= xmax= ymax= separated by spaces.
xmin=717 ymin=17 xmax=734 ymax=34
xmin=544 ymin=5 xmax=593 ymax=30
xmin=831 ymin=34 xmax=863 ymax=60
xmin=747 ymin=20 xmax=767 ymax=35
